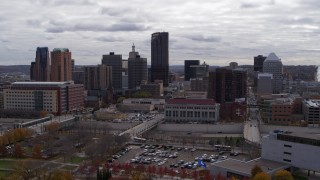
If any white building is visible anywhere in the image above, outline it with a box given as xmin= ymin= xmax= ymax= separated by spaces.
xmin=257 ymin=73 xmax=273 ymax=95
xmin=263 ymin=53 xmax=283 ymax=94
xmin=302 ymin=99 xmax=320 ymax=127
xmin=118 ymin=98 xmax=165 ymax=112
xmin=261 ymin=131 xmax=320 ymax=172
xmin=165 ymin=98 xmax=219 ymax=123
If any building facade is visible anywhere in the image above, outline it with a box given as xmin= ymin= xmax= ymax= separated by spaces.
xmin=128 ymin=45 xmax=147 ymax=90
xmin=262 ymin=131 xmax=320 ymax=172
xmin=102 ymin=52 xmax=122 ymax=92
xmin=189 ymin=62 xmax=209 ymax=79
xmin=164 ymin=98 xmax=220 ymax=123
xmin=140 ymin=80 xmax=163 ymax=98
xmin=208 ymin=68 xmax=247 ymax=104
xmin=302 ymin=99 xmax=320 ymax=127
xmin=83 ymin=65 xmax=112 ymax=90
xmin=151 ymin=32 xmax=169 ymax=87
xmin=184 ymin=60 xmax=200 ymax=81
xmin=257 ymin=73 xmax=273 ymax=95
xmin=263 ymin=52 xmax=283 ymax=94
xmin=51 ymin=48 xmax=72 ymax=82
xmin=3 ymin=82 xmax=84 ymax=115
xmin=30 ymin=47 xmax=51 ymax=81
xmin=190 ymin=78 xmax=208 ymax=92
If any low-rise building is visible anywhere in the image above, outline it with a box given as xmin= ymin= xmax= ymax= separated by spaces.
xmin=262 ymin=131 xmax=320 ymax=172
xmin=164 ymin=98 xmax=220 ymax=123
xmin=118 ymin=98 xmax=165 ymax=113
xmin=140 ymin=80 xmax=163 ymax=98
xmin=4 ymin=81 xmax=84 ymax=115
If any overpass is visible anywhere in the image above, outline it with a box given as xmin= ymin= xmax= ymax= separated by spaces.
xmin=119 ymin=114 xmax=164 ymax=137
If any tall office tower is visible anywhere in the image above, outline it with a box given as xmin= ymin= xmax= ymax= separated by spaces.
xmin=207 ymin=68 xmax=247 ymax=103
xmin=51 ymin=48 xmax=72 ymax=82
xmin=184 ymin=60 xmax=200 ymax=81
xmin=30 ymin=47 xmax=50 ymax=81
xmin=190 ymin=62 xmax=209 ymax=79
xmin=263 ymin=52 xmax=283 ymax=94
xmin=128 ymin=44 xmax=147 ymax=90
xmin=257 ymin=73 xmax=273 ymax=95
xmin=71 ymin=59 xmax=75 ymax=71
xmin=151 ymin=32 xmax=169 ymax=87
xmin=83 ymin=65 xmax=112 ymax=90
xmin=102 ymin=52 xmax=122 ymax=92
xmin=254 ymin=55 xmax=267 ymax=72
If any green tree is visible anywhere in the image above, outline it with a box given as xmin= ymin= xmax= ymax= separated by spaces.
xmin=251 ymin=165 xmax=263 ymax=178
xmin=273 ymin=170 xmax=294 ymax=180
xmin=117 ymin=97 xmax=126 ymax=104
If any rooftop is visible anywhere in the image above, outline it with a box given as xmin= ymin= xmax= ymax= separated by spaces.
xmin=265 ymin=52 xmax=281 ymax=61
xmin=213 ymin=158 xmax=289 ymax=176
xmin=166 ymin=98 xmax=216 ymax=105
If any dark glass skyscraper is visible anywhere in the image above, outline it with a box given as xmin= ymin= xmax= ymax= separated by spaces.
xmin=254 ymin=55 xmax=266 ymax=72
xmin=30 ymin=47 xmax=50 ymax=81
xmin=102 ymin=52 xmax=122 ymax=92
xmin=184 ymin=60 xmax=200 ymax=81
xmin=151 ymin=32 xmax=169 ymax=87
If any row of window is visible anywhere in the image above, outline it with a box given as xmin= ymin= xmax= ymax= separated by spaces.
xmin=165 ymin=110 xmax=215 ymax=118
xmin=166 ymin=106 xmax=215 ymax=110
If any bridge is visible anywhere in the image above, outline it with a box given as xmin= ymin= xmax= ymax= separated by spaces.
xmin=119 ymin=114 xmax=164 ymax=137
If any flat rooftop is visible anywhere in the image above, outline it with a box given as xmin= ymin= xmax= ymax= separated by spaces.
xmin=279 ymin=132 xmax=320 ymax=141
xmin=213 ymin=158 xmax=289 ymax=176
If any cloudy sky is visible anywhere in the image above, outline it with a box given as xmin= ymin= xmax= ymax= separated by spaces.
xmin=0 ymin=0 xmax=320 ymax=66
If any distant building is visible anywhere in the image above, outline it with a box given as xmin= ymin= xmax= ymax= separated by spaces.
xmin=208 ymin=68 xmax=247 ymax=104
xmin=51 ymin=48 xmax=72 ymax=82
xmin=3 ymin=82 xmax=84 ymax=115
xmin=151 ymin=32 xmax=169 ymax=86
xmin=219 ymin=98 xmax=247 ymax=121
xmin=263 ymin=53 xmax=283 ymax=94
xmin=262 ymin=131 xmax=320 ymax=172
xmin=128 ymin=44 xmax=147 ymax=90
xmin=302 ymin=99 xmax=320 ymax=127
xmin=72 ymin=70 xmax=84 ymax=84
xmin=184 ymin=60 xmax=200 ymax=81
xmin=190 ymin=77 xmax=208 ymax=92
xmin=164 ymin=98 xmax=220 ymax=123
xmin=30 ymin=47 xmax=51 ymax=81
xmin=229 ymin=62 xmax=238 ymax=69
xmin=83 ymin=65 xmax=112 ymax=90
xmin=257 ymin=73 xmax=273 ymax=95
xmin=140 ymin=80 xmax=163 ymax=98
xmin=254 ymin=55 xmax=266 ymax=72
xmin=189 ymin=62 xmax=209 ymax=79
xmin=102 ymin=52 xmax=122 ymax=92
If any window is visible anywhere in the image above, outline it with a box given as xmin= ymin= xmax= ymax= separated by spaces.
xmin=283 ymin=159 xmax=291 ymax=162
xmin=284 ymin=144 xmax=292 ymax=148
xmin=284 ymin=152 xmax=291 ymax=155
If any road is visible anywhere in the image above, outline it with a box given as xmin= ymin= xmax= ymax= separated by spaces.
xmin=244 ymin=87 xmax=262 ymax=144
xmin=119 ymin=114 xmax=164 ymax=137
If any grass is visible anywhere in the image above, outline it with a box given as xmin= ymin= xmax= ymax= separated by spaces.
xmin=68 ymin=156 xmax=87 ymax=164
xmin=0 ymin=160 xmax=15 ymax=169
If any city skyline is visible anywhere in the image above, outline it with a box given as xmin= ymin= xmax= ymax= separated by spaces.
xmin=0 ymin=0 xmax=320 ymax=66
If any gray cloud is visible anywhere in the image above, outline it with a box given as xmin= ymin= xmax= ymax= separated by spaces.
xmin=186 ymin=35 xmax=221 ymax=43
xmin=46 ymin=23 xmax=150 ymax=33
xmin=95 ymin=36 xmax=123 ymax=42
xmin=240 ymin=3 xmax=260 ymax=9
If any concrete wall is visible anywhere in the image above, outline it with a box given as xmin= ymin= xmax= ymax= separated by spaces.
xmin=156 ymin=123 xmax=243 ymax=134
xmin=260 ymin=125 xmax=320 ymax=134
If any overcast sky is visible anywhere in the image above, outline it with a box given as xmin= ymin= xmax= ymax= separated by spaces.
xmin=0 ymin=0 xmax=319 ymax=66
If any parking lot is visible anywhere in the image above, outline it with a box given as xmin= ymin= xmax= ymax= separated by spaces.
xmin=111 ymin=144 xmax=249 ymax=170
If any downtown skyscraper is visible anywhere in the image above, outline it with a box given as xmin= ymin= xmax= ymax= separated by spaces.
xmin=51 ymin=48 xmax=72 ymax=82
xmin=151 ymin=32 xmax=169 ymax=87
xmin=128 ymin=44 xmax=147 ymax=90
xmin=30 ymin=47 xmax=50 ymax=81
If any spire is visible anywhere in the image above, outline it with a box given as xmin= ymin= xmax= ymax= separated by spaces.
xmin=132 ymin=43 xmax=135 ymax=52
